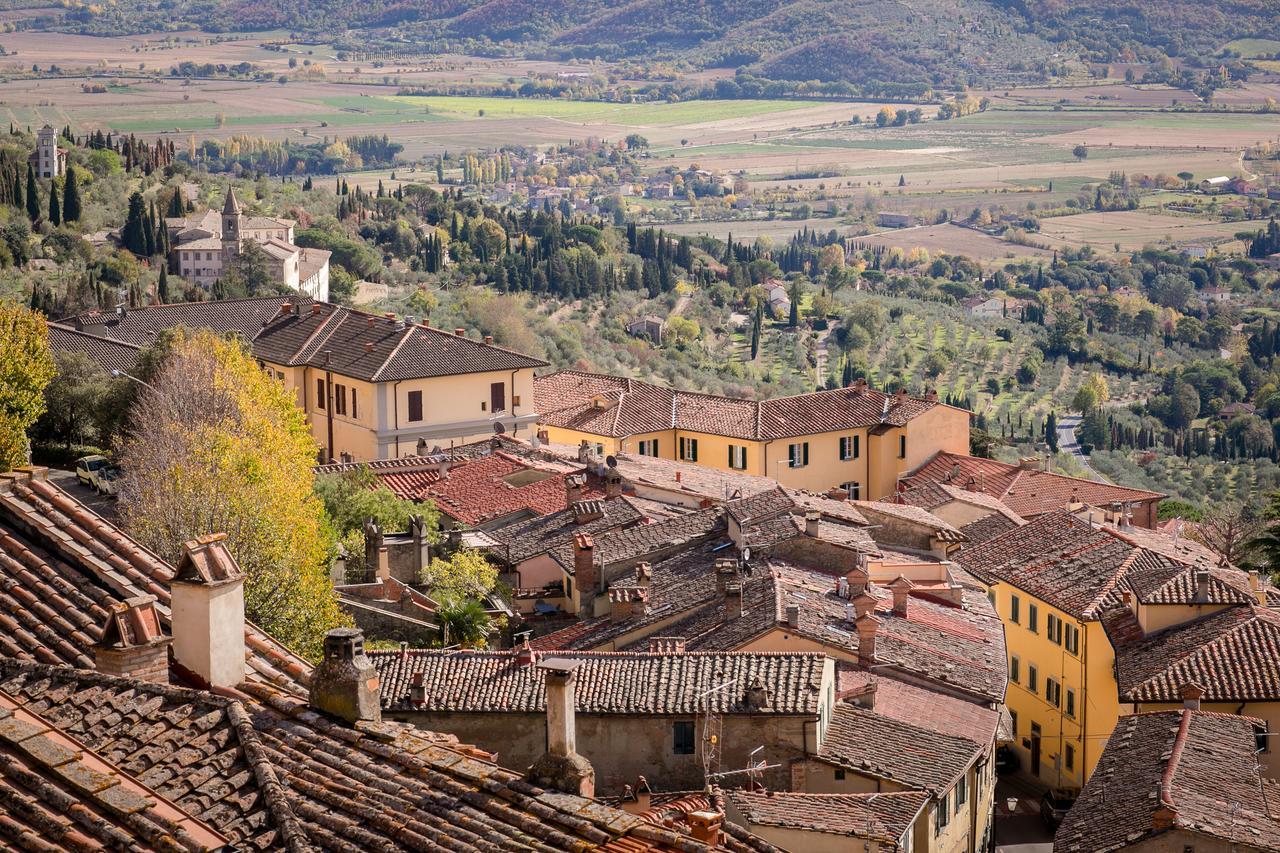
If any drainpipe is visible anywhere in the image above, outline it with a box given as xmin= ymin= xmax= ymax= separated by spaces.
xmin=323 ymin=350 xmax=334 ymax=464
xmin=393 ymin=380 xmax=402 ymax=457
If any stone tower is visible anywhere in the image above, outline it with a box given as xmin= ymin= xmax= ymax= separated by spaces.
xmin=34 ymin=125 xmax=64 ymax=179
xmin=220 ymin=186 xmax=243 ymax=261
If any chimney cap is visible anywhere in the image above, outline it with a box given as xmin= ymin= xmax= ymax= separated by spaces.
xmin=1179 ymin=681 xmax=1205 ymax=700
xmin=97 ymin=595 xmax=167 ymax=649
xmin=537 ymin=657 xmax=584 ymax=676
xmin=888 ymin=575 xmax=916 ymax=591
xmin=174 ymin=533 xmax=244 ymax=586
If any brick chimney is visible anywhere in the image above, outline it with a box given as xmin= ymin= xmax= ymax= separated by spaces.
xmin=95 ymin=595 xmax=171 ymax=684
xmin=648 ymin=637 xmax=686 ymax=654
xmin=571 ymin=499 xmax=605 ymax=524
xmin=573 ymin=534 xmax=598 ymax=606
xmin=170 ymin=534 xmax=246 ymax=689
xmin=609 ymin=587 xmax=647 ymax=621
xmin=604 ymin=468 xmax=624 ymax=500
xmin=1180 ymin=681 xmax=1204 ymax=711
xmin=309 ymin=628 xmax=382 ymax=725
xmin=743 ymin=676 xmax=771 ymax=711
xmin=565 ymin=474 xmax=586 ymax=507
xmin=889 ymin=576 xmax=915 ymax=616
xmin=528 ymin=658 xmax=595 ymax=797
xmin=856 ymin=612 xmax=881 ymax=664
xmin=846 ymin=563 xmax=869 ymax=597
xmin=516 ymin=637 xmax=536 ymax=666
xmin=805 ymin=511 xmax=821 ymax=538
xmin=1151 ymin=805 xmax=1178 ymax=831
xmin=687 ymin=811 xmax=724 ymax=845
xmin=363 ymin=518 xmax=386 ymax=579
xmin=852 ymin=591 xmax=878 ymax=621
xmin=849 ymin=377 xmax=868 ymax=396
xmin=849 ymin=679 xmax=877 ymax=710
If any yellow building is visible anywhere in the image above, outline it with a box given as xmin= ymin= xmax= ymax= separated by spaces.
xmin=535 ymin=371 xmax=971 ymax=498
xmin=52 ymin=296 xmax=547 ymax=462
xmin=956 ymin=510 xmax=1280 ymax=791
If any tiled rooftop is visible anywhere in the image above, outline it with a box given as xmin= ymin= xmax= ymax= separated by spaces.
xmin=536 ymin=371 xmax=950 ymax=440
xmin=45 ymin=323 xmax=140 ymax=375
xmin=817 ymin=705 xmax=979 ymax=793
xmin=57 ymin=296 xmax=547 ymax=384
xmin=1055 ymin=710 xmax=1280 ymax=852
xmin=484 ymin=494 xmax=646 ymax=563
xmin=726 ymin=789 xmax=929 ymax=843
xmin=371 ymin=649 xmax=829 ymax=715
xmin=0 ymin=469 xmax=309 ymax=690
xmin=906 ymin=451 xmax=1164 ymax=519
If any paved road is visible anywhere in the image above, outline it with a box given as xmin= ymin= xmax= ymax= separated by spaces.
xmin=1056 ymin=415 xmax=1108 ymax=483
xmin=47 ymin=467 xmax=120 ymax=522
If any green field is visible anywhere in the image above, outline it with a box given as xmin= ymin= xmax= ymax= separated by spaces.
xmin=374 ymin=95 xmax=834 ymax=126
xmin=1224 ymin=38 xmax=1280 ymax=57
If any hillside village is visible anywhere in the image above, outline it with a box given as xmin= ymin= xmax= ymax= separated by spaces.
xmin=6 ymin=5 xmax=1280 ymax=851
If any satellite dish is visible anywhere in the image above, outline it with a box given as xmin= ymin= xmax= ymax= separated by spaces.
xmin=741 ymin=546 xmax=752 ymax=563
xmin=493 ymin=422 xmax=506 ymax=435
xmin=606 ymin=455 xmax=618 ymax=468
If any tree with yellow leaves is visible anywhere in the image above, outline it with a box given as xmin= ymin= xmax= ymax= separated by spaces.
xmin=117 ymin=328 xmax=348 ymax=660
xmin=0 ymin=302 xmax=56 ymax=472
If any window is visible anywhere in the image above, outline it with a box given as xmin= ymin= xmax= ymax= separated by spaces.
xmin=350 ymin=388 xmax=358 ymax=420
xmin=1066 ymin=688 xmax=1076 ymax=719
xmin=638 ymin=439 xmax=659 ymax=457
xmin=673 ymin=721 xmax=696 ymax=755
xmin=407 ymin=390 xmax=423 ymax=422
xmin=840 ymin=482 xmax=861 ymax=501
xmin=839 ymin=435 xmax=860 ymax=460
xmin=490 ymin=382 xmax=506 ymax=413
xmin=728 ymin=445 xmax=747 ymax=470
xmin=898 ymin=435 xmax=907 ymax=459
xmin=1065 ymin=744 xmax=1075 ymax=771
xmin=834 ymin=768 xmax=846 ymax=781
xmin=934 ymin=791 xmax=950 ymax=833
xmin=1028 ymin=603 xmax=1039 ymax=634
xmin=955 ymin=776 xmax=967 ymax=812
xmin=1046 ymin=678 xmax=1061 ymax=708
xmin=1065 ymin=623 xmax=1080 ymax=655
xmin=1009 ymin=656 xmax=1020 ymax=684
xmin=788 ymin=442 xmax=809 ymax=468
xmin=316 ymin=378 xmax=326 ymax=410
xmin=679 ymin=437 xmax=699 ymax=462
xmin=1009 ymin=710 xmax=1018 ymax=737
xmin=1257 ymin=725 xmax=1270 ymax=754
xmin=1028 ymin=665 xmax=1038 ymax=693
xmin=1047 ymin=613 xmax=1063 ymax=645
xmin=334 ymin=383 xmax=347 ymax=416
xmin=1010 ymin=595 xmax=1021 ymax=625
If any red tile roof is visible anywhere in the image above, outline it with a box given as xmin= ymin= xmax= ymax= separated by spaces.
xmin=906 ymin=451 xmax=1163 ymax=519
xmin=1055 ymin=710 xmax=1280 ymax=852
xmin=536 ymin=371 xmax=953 ymax=440
xmin=726 ymin=789 xmax=929 ymax=843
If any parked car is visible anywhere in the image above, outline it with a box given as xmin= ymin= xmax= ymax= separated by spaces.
xmin=92 ymin=465 xmax=122 ymax=497
xmin=994 ymin=744 xmax=1019 ymax=776
xmin=1040 ymin=788 xmax=1078 ymax=830
xmin=74 ymin=455 xmax=109 ymax=487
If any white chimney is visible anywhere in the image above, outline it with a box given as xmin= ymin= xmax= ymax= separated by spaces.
xmin=528 ymin=658 xmax=595 ymax=797
xmin=170 ymin=534 xmax=246 ymax=689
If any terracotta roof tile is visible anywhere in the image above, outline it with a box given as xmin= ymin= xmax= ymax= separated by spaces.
xmin=817 ymin=705 xmax=978 ymax=792
xmin=44 ymin=324 xmax=140 ymax=375
xmin=371 ymin=648 xmax=828 ymax=715
xmin=726 ymin=789 xmax=929 ymax=842
xmin=1055 ymin=710 xmax=1280 ymax=852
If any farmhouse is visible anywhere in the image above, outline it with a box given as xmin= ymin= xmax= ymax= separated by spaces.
xmin=51 ymin=296 xmax=548 ymax=463
xmin=877 ymin=212 xmax=914 ymax=228
xmin=535 ymin=371 xmax=971 ymax=496
xmin=167 ymin=187 xmax=332 ymax=300
xmin=1198 ymin=175 xmax=1231 ymax=193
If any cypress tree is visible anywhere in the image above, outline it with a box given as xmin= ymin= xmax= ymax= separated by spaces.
xmin=121 ymin=192 xmax=148 ymax=256
xmin=62 ymin=167 xmax=81 ymax=222
xmin=25 ymin=164 xmax=39 ymax=221
xmin=48 ymin=181 xmax=60 ymax=226
xmin=157 ymin=267 xmax=169 ymax=303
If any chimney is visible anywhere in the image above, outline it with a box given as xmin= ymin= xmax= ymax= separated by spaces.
xmin=94 ymin=595 xmax=171 ymax=684
xmin=1151 ymin=805 xmax=1178 ymax=832
xmin=850 ymin=679 xmax=877 ymax=710
xmin=170 ymin=534 xmax=246 ymax=689
xmin=454 ymin=327 xmax=465 ymax=336
xmin=528 ymin=658 xmax=594 ymax=797
xmin=648 ymin=637 xmax=686 ymax=654
xmin=310 ymin=628 xmax=381 ymax=725
xmin=894 ymin=387 xmax=909 ymax=403
xmin=573 ymin=533 xmax=598 ymax=600
xmin=785 ymin=604 xmax=800 ymax=629
xmin=804 ymin=511 xmax=821 ymax=537
xmin=516 ymin=637 xmax=535 ymax=667
xmin=725 ymin=581 xmax=744 ymax=618
xmin=852 ymin=590 xmax=878 ymax=621
xmin=889 ymin=576 xmax=915 ymax=616
xmin=1180 ymin=681 xmax=1204 ymax=712
xmin=610 ymin=587 xmax=647 ymax=621
xmin=311 ymin=302 xmax=321 ymax=316
xmin=1018 ymin=456 xmax=1039 ymax=471
xmin=484 ymin=335 xmax=494 ymax=344
xmin=856 ymin=612 xmax=881 ymax=664
xmin=687 ymin=811 xmax=724 ymax=845
xmin=635 ymin=562 xmax=652 ymax=586
xmin=845 ymin=565 xmax=870 ymax=598
xmin=715 ymin=558 xmax=738 ymax=593
xmin=743 ymin=675 xmax=771 ymax=711
xmin=571 ymin=498 xmax=604 ymax=524
xmin=635 ymin=777 xmax=652 ymax=813
xmin=1194 ymin=568 xmax=1211 ymax=603
xmin=604 ymin=468 xmax=624 ymax=499
xmin=1250 ymin=570 xmax=1267 ymax=605
xmin=826 ymin=487 xmax=849 ymax=501
xmin=850 ymin=377 xmax=868 ymax=396
xmin=577 ymin=440 xmax=592 ymax=463
xmin=410 ymin=514 xmax=430 ymax=577
xmin=566 ymin=473 xmax=586 ymax=506
xmin=364 ymin=341 xmax=374 ymax=353
xmin=924 ymin=389 xmax=938 ymax=402
xmin=363 ymin=519 xmax=387 ymax=579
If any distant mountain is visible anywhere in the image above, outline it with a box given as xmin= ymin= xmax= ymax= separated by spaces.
xmin=25 ymin=0 xmax=1280 ymax=89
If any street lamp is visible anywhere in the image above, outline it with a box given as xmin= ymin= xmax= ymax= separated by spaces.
xmin=110 ymin=369 xmax=154 ymax=390
xmin=1006 ymin=797 xmax=1018 ymax=814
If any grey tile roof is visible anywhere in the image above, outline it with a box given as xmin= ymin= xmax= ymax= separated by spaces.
xmin=817 ymin=705 xmax=979 ymax=793
xmin=45 ymin=323 xmax=140 ymax=374
xmin=485 ymin=497 xmax=646 ymax=564
xmin=371 ymin=649 xmax=829 ymax=715
xmin=726 ymin=789 xmax=929 ymax=843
